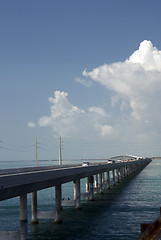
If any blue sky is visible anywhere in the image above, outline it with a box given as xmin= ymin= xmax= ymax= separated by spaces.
xmin=1 ymin=0 xmax=161 ymax=162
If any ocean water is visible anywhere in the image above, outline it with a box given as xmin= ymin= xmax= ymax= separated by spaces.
xmin=0 ymin=159 xmax=161 ymax=240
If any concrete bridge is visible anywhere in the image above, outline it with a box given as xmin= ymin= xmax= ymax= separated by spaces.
xmin=0 ymin=156 xmax=151 ymax=240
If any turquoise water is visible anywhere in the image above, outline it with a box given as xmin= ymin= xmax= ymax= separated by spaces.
xmin=0 ymin=159 xmax=161 ymax=239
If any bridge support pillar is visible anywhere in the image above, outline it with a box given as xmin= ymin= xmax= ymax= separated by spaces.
xmin=129 ymin=166 xmax=132 ymax=174
xmin=20 ymin=194 xmax=28 ymax=240
xmin=89 ymin=176 xmax=94 ymax=201
xmin=117 ymin=169 xmax=120 ymax=183
xmin=31 ymin=191 xmax=38 ymax=224
xmin=126 ymin=166 xmax=129 ymax=176
xmin=121 ymin=167 xmax=124 ymax=178
xmin=55 ymin=184 xmax=62 ymax=224
xmin=102 ymin=172 xmax=105 ymax=184
xmin=94 ymin=174 xmax=98 ymax=189
xmin=99 ymin=173 xmax=103 ymax=194
xmin=112 ymin=169 xmax=116 ymax=185
xmin=86 ymin=177 xmax=89 ymax=193
xmin=107 ymin=171 xmax=110 ymax=189
xmin=124 ymin=166 xmax=127 ymax=177
xmin=74 ymin=179 xmax=81 ymax=209
xmin=120 ymin=168 xmax=124 ymax=179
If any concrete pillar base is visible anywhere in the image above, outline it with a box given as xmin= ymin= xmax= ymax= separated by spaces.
xmin=75 ymin=206 xmax=82 ymax=210
xmin=31 ymin=220 xmax=39 ymax=225
xmin=54 ymin=219 xmax=62 ymax=224
xmin=89 ymin=198 xmax=95 ymax=201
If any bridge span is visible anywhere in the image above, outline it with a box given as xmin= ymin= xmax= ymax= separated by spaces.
xmin=0 ymin=157 xmax=151 ymax=240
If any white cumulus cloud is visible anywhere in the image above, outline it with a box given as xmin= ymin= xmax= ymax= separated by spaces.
xmin=27 ymin=121 xmax=36 ymax=128
xmin=38 ymin=90 xmax=114 ymax=138
xmin=75 ymin=77 xmax=93 ymax=88
xmin=83 ymin=40 xmax=161 ymax=131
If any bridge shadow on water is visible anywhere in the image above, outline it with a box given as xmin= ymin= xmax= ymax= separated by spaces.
xmin=29 ymin=168 xmax=144 ymax=240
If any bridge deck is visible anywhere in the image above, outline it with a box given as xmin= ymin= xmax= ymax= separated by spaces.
xmin=0 ymin=159 xmax=151 ymax=201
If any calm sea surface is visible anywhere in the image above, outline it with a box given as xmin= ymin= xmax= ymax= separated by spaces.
xmin=0 ymin=159 xmax=161 ymax=240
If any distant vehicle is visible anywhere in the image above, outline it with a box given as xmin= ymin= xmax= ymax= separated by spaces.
xmin=108 ymin=160 xmax=115 ymax=163
xmin=82 ymin=161 xmax=90 ymax=167
xmin=107 ymin=160 xmax=112 ymax=163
